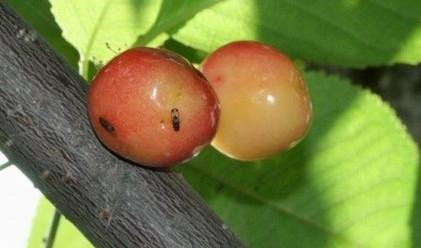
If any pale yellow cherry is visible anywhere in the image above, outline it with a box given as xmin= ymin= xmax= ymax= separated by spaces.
xmin=201 ymin=41 xmax=312 ymax=161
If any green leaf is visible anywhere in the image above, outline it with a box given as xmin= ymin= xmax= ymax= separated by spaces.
xmin=163 ymin=38 xmax=208 ymax=64
xmin=172 ymin=0 xmax=421 ymax=67
xmin=50 ymin=0 xmax=218 ymax=78
xmin=5 ymin=0 xmax=79 ymax=68
xmin=181 ymin=71 xmax=419 ymax=247
xmin=27 ymin=197 xmax=92 ymax=248
xmin=134 ymin=0 xmax=221 ymax=46
xmin=50 ymin=0 xmax=162 ymax=77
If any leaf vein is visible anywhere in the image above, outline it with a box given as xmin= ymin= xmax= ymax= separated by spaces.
xmin=188 ymin=165 xmax=362 ymax=247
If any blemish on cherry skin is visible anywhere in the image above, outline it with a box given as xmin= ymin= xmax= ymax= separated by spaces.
xmin=159 ymin=120 xmax=166 ymax=130
xmin=213 ymin=75 xmax=223 ymax=85
xmin=99 ymin=117 xmax=115 ymax=133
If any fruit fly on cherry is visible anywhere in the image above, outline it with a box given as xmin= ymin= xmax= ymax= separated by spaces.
xmin=171 ymin=108 xmax=180 ymax=131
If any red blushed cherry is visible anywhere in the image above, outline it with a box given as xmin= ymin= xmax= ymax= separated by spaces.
xmin=201 ymin=41 xmax=312 ymax=161
xmin=88 ymin=47 xmax=220 ymax=167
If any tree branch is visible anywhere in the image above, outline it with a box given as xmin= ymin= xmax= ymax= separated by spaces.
xmin=0 ymin=3 xmax=243 ymax=247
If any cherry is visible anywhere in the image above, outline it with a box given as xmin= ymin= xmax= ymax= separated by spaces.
xmin=201 ymin=41 xmax=312 ymax=161
xmin=88 ymin=47 xmax=220 ymax=167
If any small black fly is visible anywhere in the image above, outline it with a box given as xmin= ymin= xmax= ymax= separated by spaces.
xmin=171 ymin=108 xmax=180 ymax=131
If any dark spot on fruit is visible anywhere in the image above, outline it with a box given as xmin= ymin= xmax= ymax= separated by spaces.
xmin=214 ymin=75 xmax=223 ymax=85
xmin=171 ymin=108 xmax=180 ymax=131
xmin=99 ymin=117 xmax=115 ymax=133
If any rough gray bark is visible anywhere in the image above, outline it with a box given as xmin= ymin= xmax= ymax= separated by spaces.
xmin=0 ymin=3 xmax=244 ymax=248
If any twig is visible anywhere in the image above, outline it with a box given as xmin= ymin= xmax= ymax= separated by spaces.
xmin=43 ymin=209 xmax=62 ymax=248
xmin=0 ymin=161 xmax=12 ymax=171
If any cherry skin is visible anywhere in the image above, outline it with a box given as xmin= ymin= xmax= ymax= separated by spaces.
xmin=201 ymin=41 xmax=312 ymax=161
xmin=88 ymin=47 xmax=220 ymax=167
